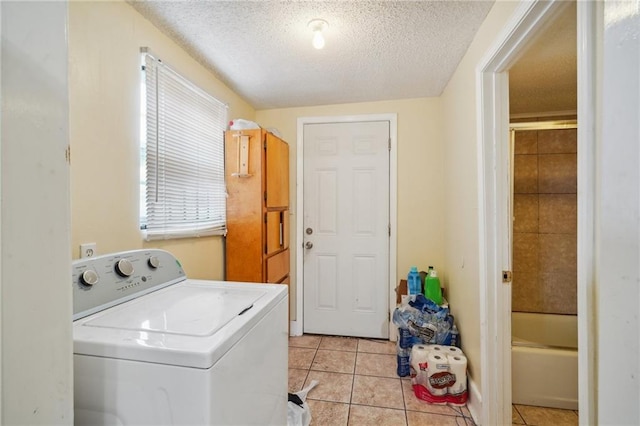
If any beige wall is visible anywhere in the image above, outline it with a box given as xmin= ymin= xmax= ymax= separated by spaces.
xmin=68 ymin=1 xmax=255 ymax=279
xmin=440 ymin=0 xmax=519 ymax=388
xmin=257 ymin=98 xmax=445 ymax=320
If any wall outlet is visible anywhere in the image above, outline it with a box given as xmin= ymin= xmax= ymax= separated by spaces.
xmin=80 ymin=243 xmax=97 ymax=258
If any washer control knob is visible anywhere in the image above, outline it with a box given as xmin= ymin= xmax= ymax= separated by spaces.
xmin=148 ymin=256 xmax=160 ymax=269
xmin=80 ymin=269 xmax=99 ymax=286
xmin=115 ymin=259 xmax=134 ymax=277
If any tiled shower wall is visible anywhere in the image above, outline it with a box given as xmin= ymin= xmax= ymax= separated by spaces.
xmin=512 ymin=128 xmax=577 ymax=314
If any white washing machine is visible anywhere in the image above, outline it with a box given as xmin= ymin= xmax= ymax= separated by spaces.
xmin=72 ymin=249 xmax=288 ymax=425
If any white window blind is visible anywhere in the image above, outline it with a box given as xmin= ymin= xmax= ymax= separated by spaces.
xmin=141 ymin=53 xmax=228 ymax=240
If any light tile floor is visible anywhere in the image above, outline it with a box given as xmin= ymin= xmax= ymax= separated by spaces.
xmin=289 ymin=334 xmax=580 ymax=426
xmin=289 ymin=334 xmax=475 ymax=426
xmin=512 ymin=403 xmax=579 ymax=426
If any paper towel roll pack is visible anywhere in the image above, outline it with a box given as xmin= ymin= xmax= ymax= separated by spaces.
xmin=409 ymin=344 xmax=468 ymax=406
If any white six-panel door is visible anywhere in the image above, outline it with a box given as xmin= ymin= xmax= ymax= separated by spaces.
xmin=302 ymin=121 xmax=390 ymax=338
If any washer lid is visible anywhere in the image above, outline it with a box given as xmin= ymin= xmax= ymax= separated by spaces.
xmin=84 ymin=284 xmax=263 ymax=337
xmin=73 ymin=280 xmax=288 ymax=369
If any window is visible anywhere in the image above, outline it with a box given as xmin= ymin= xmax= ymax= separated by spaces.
xmin=140 ymin=51 xmax=228 ymax=240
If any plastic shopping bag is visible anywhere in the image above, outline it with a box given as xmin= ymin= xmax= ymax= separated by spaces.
xmin=287 ymin=380 xmax=319 ymax=426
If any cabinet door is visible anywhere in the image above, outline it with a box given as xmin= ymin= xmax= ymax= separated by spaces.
xmin=225 ymin=129 xmax=264 ymax=282
xmin=266 ymin=249 xmax=289 ymax=283
xmin=265 ymin=133 xmax=289 ymax=209
xmin=265 ymin=210 xmax=287 ymax=256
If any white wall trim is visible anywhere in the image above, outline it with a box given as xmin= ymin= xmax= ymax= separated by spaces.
xmin=475 ymin=1 xmax=577 ymax=424
xmin=466 ymin=374 xmax=482 ymax=425
xmin=289 ymin=320 xmax=302 ymax=336
xmin=576 ymin=3 xmax=598 ymax=423
xmin=0 ymin=3 xmax=3 ymax=419
xmin=295 ymin=113 xmax=398 ymax=338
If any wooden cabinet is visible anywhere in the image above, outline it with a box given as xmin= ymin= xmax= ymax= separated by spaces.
xmin=225 ymin=129 xmax=290 ymax=285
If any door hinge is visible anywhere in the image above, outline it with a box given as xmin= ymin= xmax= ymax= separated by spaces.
xmin=264 ymin=213 xmax=267 ymax=224
xmin=502 ymin=270 xmax=512 ymax=283
xmin=388 ymin=138 xmax=391 ymax=151
xmin=264 ymin=191 xmax=267 ymax=202
xmin=388 ymin=224 xmax=391 ymax=237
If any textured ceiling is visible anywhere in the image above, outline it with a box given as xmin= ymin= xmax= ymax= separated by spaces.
xmin=509 ymin=2 xmax=577 ymax=115
xmin=129 ymin=0 xmax=495 ymax=109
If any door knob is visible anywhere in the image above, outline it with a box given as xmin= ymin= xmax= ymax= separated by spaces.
xmin=305 ymin=241 xmax=313 ymax=249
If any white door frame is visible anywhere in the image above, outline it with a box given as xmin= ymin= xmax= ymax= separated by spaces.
xmin=476 ymin=1 xmax=596 ymax=425
xmin=294 ymin=114 xmax=398 ymax=338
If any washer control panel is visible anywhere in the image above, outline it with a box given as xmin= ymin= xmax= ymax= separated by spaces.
xmin=72 ymin=249 xmax=186 ymax=320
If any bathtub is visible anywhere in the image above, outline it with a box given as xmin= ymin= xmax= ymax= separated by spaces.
xmin=511 ymin=312 xmax=578 ymax=410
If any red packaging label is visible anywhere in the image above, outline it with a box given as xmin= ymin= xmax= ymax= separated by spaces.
xmin=428 ymin=371 xmax=457 ymax=389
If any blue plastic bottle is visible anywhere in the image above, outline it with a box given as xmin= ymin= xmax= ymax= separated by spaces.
xmin=450 ymin=324 xmax=460 ymax=347
xmin=407 ymin=266 xmax=421 ymax=295
xmin=396 ymin=344 xmax=411 ymax=377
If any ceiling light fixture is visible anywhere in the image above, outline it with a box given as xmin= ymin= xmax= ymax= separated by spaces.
xmin=308 ymin=19 xmax=328 ymax=50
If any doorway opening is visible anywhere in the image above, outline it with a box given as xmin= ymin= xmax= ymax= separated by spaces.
xmin=508 ymin=1 xmax=579 ymax=420
xmin=476 ymin=0 xmax=595 ymax=424
xmin=510 ymin=120 xmax=578 ymax=418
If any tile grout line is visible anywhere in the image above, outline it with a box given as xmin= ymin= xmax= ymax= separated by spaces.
xmin=400 ymin=373 xmax=409 ymax=425
xmin=514 ymin=404 xmax=526 ymax=425
xmin=348 ymin=345 xmax=356 ymax=425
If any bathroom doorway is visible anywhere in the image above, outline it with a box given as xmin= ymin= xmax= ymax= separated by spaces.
xmin=476 ymin=0 xmax=597 ymax=423
xmin=509 ymin=121 xmax=578 ymax=412
xmin=508 ymin=1 xmax=578 ymax=419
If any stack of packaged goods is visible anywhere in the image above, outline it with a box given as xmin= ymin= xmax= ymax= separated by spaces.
xmin=392 ymin=294 xmax=466 ymax=405
xmin=410 ymin=344 xmax=468 ymax=406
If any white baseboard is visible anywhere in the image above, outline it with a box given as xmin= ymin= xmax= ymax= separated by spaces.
xmin=289 ymin=320 xmax=302 ymax=336
xmin=389 ymin=325 xmax=398 ymax=342
xmin=467 ymin=374 xmax=482 ymax=425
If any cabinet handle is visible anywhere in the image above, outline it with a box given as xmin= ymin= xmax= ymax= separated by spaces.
xmin=279 ymin=212 xmax=284 ymax=247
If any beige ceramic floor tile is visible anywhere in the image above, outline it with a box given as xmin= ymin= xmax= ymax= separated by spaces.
xmin=512 ymin=405 xmax=525 ymax=425
xmin=289 ymin=347 xmax=317 ymax=369
xmin=351 ymin=375 xmax=404 ymax=409
xmin=288 ymin=368 xmax=308 ymax=392
xmin=320 ymin=336 xmax=359 ymax=352
xmin=307 ymin=400 xmax=350 ymax=426
xmin=459 ymin=404 xmax=473 ymax=419
xmin=515 ymin=404 xmax=579 ymax=426
xmin=289 ymin=334 xmax=322 ymax=349
xmin=311 ymin=349 xmax=357 ymax=374
xmin=401 ymin=379 xmax=461 ymax=415
xmin=357 ymin=338 xmax=396 ymax=355
xmin=347 ymin=405 xmax=407 ymax=426
xmin=406 ymin=410 xmax=460 ymax=426
xmin=304 ymin=370 xmax=354 ymax=404
xmin=355 ymin=352 xmax=398 ymax=378
xmin=458 ymin=417 xmax=476 ymax=426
